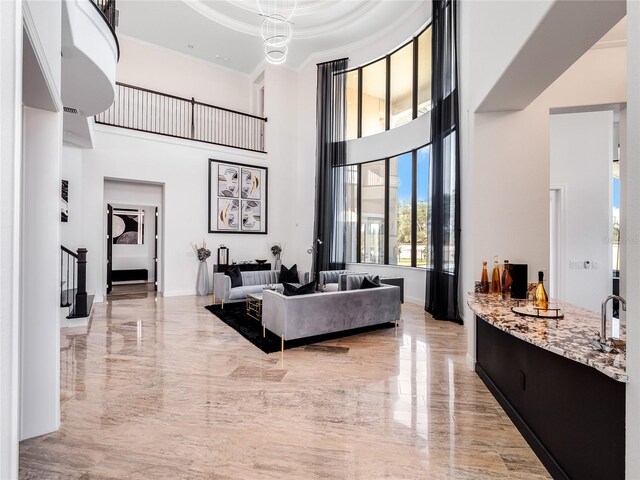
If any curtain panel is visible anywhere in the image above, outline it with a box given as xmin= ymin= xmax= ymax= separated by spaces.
xmin=313 ymin=58 xmax=349 ymax=283
xmin=425 ymin=0 xmax=462 ymax=323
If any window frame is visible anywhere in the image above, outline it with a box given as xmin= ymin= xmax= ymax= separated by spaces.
xmin=349 ymin=142 xmax=431 ymax=268
xmin=345 ymin=23 xmax=432 ymax=140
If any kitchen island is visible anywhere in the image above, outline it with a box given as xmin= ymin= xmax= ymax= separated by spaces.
xmin=468 ymin=293 xmax=626 ymax=480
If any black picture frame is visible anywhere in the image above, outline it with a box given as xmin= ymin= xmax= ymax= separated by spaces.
xmin=208 ymin=159 xmax=268 ymax=234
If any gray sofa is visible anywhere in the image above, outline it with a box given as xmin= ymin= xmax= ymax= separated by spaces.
xmin=318 ymin=270 xmax=368 ymax=292
xmin=345 ymin=274 xmax=405 ymax=303
xmin=262 ymin=285 xmax=401 ymax=346
xmin=213 ymin=270 xmax=310 ymax=307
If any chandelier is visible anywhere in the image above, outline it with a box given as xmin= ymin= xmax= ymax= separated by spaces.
xmin=257 ymin=0 xmax=297 ymax=65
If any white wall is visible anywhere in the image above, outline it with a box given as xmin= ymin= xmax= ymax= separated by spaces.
xmin=117 ymin=36 xmax=253 ymax=114
xmin=469 ymin=0 xmax=554 ymax=109
xmin=262 ymin=64 xmax=301 ymax=269
xmin=105 ymin=181 xmax=162 ymax=285
xmin=21 ymin=106 xmax=62 ymax=440
xmin=625 ymin=2 xmax=640 ymax=477
xmin=79 ymin=126 xmax=299 ymax=300
xmin=550 ymin=111 xmax=613 ymax=313
xmin=347 ymin=263 xmax=426 ymax=305
xmin=0 ymin=0 xmax=22 ymax=476
xmin=461 ymin=2 xmax=636 ymax=474
xmin=23 ymin=0 xmax=62 ymax=100
xmin=461 ymin=34 xmax=626 ymax=368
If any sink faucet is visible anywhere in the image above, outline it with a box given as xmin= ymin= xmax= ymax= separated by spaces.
xmin=601 ymin=295 xmax=627 ymax=341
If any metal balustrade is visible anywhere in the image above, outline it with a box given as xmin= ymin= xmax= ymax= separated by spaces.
xmin=95 ymin=83 xmax=268 ymax=153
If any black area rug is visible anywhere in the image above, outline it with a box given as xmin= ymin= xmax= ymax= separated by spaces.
xmin=204 ymin=303 xmax=395 ymax=354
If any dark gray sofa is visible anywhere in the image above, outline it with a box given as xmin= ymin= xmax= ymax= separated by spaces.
xmin=213 ymin=270 xmax=310 ymax=306
xmin=261 ymin=285 xmax=401 ymax=345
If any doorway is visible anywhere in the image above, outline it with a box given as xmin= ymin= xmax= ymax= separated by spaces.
xmin=104 ymin=180 xmax=163 ymax=299
xmin=549 ymin=109 xmax=614 ymax=312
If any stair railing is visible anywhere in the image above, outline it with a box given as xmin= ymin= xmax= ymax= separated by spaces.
xmin=60 ymin=246 xmax=89 ymax=318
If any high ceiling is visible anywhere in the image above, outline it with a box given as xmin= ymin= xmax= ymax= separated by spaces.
xmin=116 ymin=0 xmax=426 ymax=74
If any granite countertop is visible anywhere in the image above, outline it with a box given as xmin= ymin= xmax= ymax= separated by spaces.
xmin=467 ymin=293 xmax=628 ymax=383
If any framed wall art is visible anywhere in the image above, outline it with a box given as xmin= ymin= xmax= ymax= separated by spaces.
xmin=112 ymin=208 xmax=145 ymax=244
xmin=208 ymin=159 xmax=268 ymax=234
xmin=61 ymin=179 xmax=69 ymax=222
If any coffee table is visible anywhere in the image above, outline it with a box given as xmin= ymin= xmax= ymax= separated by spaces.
xmin=246 ymin=293 xmax=263 ymax=322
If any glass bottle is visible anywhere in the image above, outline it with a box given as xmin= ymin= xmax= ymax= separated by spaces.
xmin=502 ymin=260 xmax=512 ymax=297
xmin=534 ymin=271 xmax=549 ymax=310
xmin=480 ymin=261 xmax=490 ymax=293
xmin=490 ymin=256 xmax=501 ymax=295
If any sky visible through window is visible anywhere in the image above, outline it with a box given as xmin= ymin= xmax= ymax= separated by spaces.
xmin=395 ymin=148 xmax=431 ymax=202
xmin=417 ymin=147 xmax=430 ymax=202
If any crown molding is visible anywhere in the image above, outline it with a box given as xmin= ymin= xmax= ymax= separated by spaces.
xmin=182 ymin=0 xmax=380 ymax=39
xmin=591 ymin=39 xmax=627 ymax=50
xmin=296 ymin=3 xmax=428 ymax=72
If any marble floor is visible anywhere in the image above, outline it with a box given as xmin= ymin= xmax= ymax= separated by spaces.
xmin=20 ymin=295 xmax=550 ymax=479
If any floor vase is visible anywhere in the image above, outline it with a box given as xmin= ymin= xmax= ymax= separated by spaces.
xmin=196 ymin=261 xmax=209 ymax=296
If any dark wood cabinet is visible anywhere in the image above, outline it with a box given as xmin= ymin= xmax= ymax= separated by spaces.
xmin=476 ymin=316 xmax=625 ymax=480
xmin=214 ymin=263 xmax=271 ymax=273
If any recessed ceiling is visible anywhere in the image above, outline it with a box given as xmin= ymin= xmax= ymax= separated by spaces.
xmin=116 ymin=0 xmax=426 ymax=74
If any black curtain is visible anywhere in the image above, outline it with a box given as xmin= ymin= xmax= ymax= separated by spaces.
xmin=313 ymin=58 xmax=349 ymax=282
xmin=425 ymin=0 xmax=462 ymax=323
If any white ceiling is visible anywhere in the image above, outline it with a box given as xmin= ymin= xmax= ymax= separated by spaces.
xmin=116 ymin=0 xmax=426 ymax=74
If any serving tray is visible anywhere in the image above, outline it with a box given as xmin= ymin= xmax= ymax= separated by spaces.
xmin=512 ymin=305 xmax=564 ymax=319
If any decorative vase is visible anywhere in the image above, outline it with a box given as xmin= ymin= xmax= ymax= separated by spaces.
xmin=196 ymin=260 xmax=209 ymax=296
xmin=275 ymin=255 xmax=282 ymax=271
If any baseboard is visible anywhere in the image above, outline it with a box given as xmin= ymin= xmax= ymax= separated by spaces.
xmin=404 ymin=295 xmax=423 ymax=305
xmin=465 ymin=353 xmax=475 ymax=372
xmin=66 ymin=317 xmax=89 ymax=328
xmin=161 ymin=290 xmax=201 ymax=298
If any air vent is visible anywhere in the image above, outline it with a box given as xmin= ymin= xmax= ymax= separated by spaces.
xmin=63 ymin=107 xmax=79 ymax=115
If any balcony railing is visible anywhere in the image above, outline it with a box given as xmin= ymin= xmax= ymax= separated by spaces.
xmin=88 ymin=0 xmax=119 ymax=59
xmin=91 ymin=0 xmax=117 ymax=30
xmin=95 ymin=82 xmax=268 ymax=153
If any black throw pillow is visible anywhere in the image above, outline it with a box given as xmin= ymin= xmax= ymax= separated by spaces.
xmin=360 ymin=275 xmax=381 ymax=289
xmin=225 ymin=266 xmax=243 ymax=288
xmin=282 ymin=280 xmax=316 ymax=296
xmin=279 ymin=264 xmax=299 ymax=283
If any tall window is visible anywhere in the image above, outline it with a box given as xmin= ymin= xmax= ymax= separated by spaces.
xmin=351 ymin=145 xmax=431 ymax=267
xmin=390 ymin=43 xmax=414 ymax=129
xmin=361 ymin=59 xmax=387 ymax=137
xmin=417 ymin=26 xmax=432 ymax=115
xmin=416 ymin=145 xmax=430 ymax=267
xmin=345 ymin=165 xmax=359 ymax=263
xmin=360 ymin=160 xmax=386 ymax=263
xmin=443 ymin=132 xmax=456 ymax=272
xmin=342 ymin=24 xmax=431 ymax=140
xmin=389 ymin=152 xmax=413 ymax=265
xmin=346 ymin=70 xmax=359 ymax=141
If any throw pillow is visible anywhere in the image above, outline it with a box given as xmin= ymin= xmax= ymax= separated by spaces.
xmin=282 ymin=280 xmax=316 ymax=296
xmin=360 ymin=275 xmax=381 ymax=289
xmin=224 ymin=266 xmax=243 ymax=288
xmin=279 ymin=263 xmax=299 ymax=283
